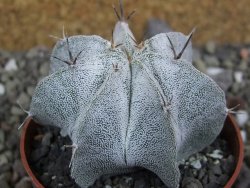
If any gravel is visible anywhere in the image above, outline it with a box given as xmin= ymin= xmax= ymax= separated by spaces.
xmin=0 ymin=36 xmax=250 ymax=187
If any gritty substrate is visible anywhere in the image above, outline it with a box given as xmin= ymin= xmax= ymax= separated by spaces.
xmin=28 ymin=125 xmax=235 ymax=188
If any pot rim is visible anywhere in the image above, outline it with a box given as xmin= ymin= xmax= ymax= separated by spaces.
xmin=20 ymin=117 xmax=44 ymax=188
xmin=224 ymin=114 xmax=244 ymax=188
xmin=20 ymin=114 xmax=244 ymax=188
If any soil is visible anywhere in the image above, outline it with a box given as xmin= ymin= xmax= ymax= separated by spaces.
xmin=28 ymin=124 xmax=235 ymax=188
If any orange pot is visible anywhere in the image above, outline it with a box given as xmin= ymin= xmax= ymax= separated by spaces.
xmin=20 ymin=114 xmax=244 ymax=188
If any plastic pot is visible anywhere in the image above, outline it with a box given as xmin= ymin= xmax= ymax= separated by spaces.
xmin=20 ymin=114 xmax=244 ymax=188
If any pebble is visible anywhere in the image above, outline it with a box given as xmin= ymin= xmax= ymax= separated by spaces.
xmin=42 ymin=132 xmax=53 ymax=146
xmin=203 ymin=55 xmax=220 ymax=66
xmin=0 ymin=171 xmax=12 ymax=182
xmin=0 ymin=144 xmax=4 ymax=152
xmin=39 ymin=63 xmax=49 ymax=76
xmin=210 ymin=164 xmax=222 ymax=175
xmin=26 ymin=86 xmax=35 ymax=97
xmin=241 ymin=130 xmax=247 ymax=143
xmin=0 ymin=83 xmax=5 ymax=96
xmin=236 ymin=110 xmax=249 ymax=127
xmin=15 ymin=177 xmax=33 ymax=188
xmin=134 ymin=178 xmax=149 ymax=188
xmin=4 ymin=58 xmax=18 ymax=72
xmin=17 ymin=92 xmax=30 ymax=110
xmin=194 ymin=59 xmax=207 ymax=73
xmin=0 ymin=154 xmax=8 ymax=166
xmin=221 ymin=59 xmax=234 ymax=69
xmin=234 ymin=163 xmax=250 ymax=188
xmin=206 ymin=67 xmax=233 ymax=91
xmin=0 ymin=130 xmax=5 ymax=143
xmin=234 ymin=71 xmax=244 ymax=83
xmin=240 ymin=48 xmax=249 ymax=60
xmin=205 ymin=41 xmax=216 ymax=54
xmin=206 ymin=67 xmax=224 ymax=75
xmin=144 ymin=18 xmax=172 ymax=39
xmin=30 ymin=146 xmax=50 ymax=162
xmin=206 ymin=150 xmax=223 ymax=159
xmin=190 ymin=160 xmax=202 ymax=170
xmin=10 ymin=106 xmax=24 ymax=116
xmin=5 ymin=79 xmax=19 ymax=94
xmin=104 ymin=185 xmax=112 ymax=188
xmin=13 ymin=159 xmax=27 ymax=178
xmin=0 ymin=179 xmax=10 ymax=188
xmin=217 ymin=174 xmax=229 ymax=185
xmin=181 ymin=177 xmax=203 ymax=188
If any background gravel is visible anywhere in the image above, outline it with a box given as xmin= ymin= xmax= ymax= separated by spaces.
xmin=0 ymin=38 xmax=250 ymax=187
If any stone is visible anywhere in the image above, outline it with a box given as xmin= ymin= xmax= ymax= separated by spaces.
xmin=203 ymin=55 xmax=219 ymax=66
xmin=4 ymin=58 xmax=18 ymax=72
xmin=221 ymin=155 xmax=234 ymax=173
xmin=205 ymin=41 xmax=216 ymax=54
xmin=0 ymin=83 xmax=5 ymax=96
xmin=192 ymin=48 xmax=201 ymax=63
xmin=0 ymin=171 xmax=12 ymax=182
xmin=197 ymin=169 xmax=206 ymax=180
xmin=104 ymin=185 xmax=112 ymax=188
xmin=17 ymin=92 xmax=30 ymax=109
xmin=42 ymin=132 xmax=53 ymax=146
xmin=5 ymin=80 xmax=17 ymax=94
xmin=206 ymin=67 xmax=232 ymax=92
xmin=194 ymin=59 xmax=207 ymax=73
xmin=26 ymin=86 xmax=35 ymax=97
xmin=206 ymin=150 xmax=223 ymax=159
xmin=208 ymin=170 xmax=217 ymax=183
xmin=144 ymin=18 xmax=172 ymax=39
xmin=0 ymin=129 xmax=5 ymax=143
xmin=30 ymin=146 xmax=50 ymax=162
xmin=10 ymin=106 xmax=24 ymax=116
xmin=201 ymin=175 xmax=208 ymax=185
xmin=236 ymin=110 xmax=249 ymax=127
xmin=104 ymin=178 xmax=112 ymax=186
xmin=13 ymin=159 xmax=27 ymax=177
xmin=210 ymin=164 xmax=222 ymax=175
xmin=240 ymin=48 xmax=249 ymax=60
xmin=6 ymin=132 xmax=18 ymax=149
xmin=234 ymin=71 xmax=244 ymax=83
xmin=181 ymin=177 xmax=203 ymax=188
xmin=204 ymin=182 xmax=220 ymax=188
xmin=39 ymin=63 xmax=49 ymax=76
xmin=234 ymin=163 xmax=250 ymax=188
xmin=216 ymin=174 xmax=229 ymax=185
xmin=221 ymin=59 xmax=234 ymax=69
xmin=134 ymin=178 xmax=149 ymax=188
xmin=0 ymin=179 xmax=10 ymax=188
xmin=15 ymin=177 xmax=33 ymax=188
xmin=231 ymin=83 xmax=241 ymax=94
xmin=241 ymin=130 xmax=247 ymax=143
xmin=0 ymin=73 xmax=10 ymax=83
xmin=0 ymin=154 xmax=8 ymax=165
xmin=239 ymin=60 xmax=248 ymax=71
xmin=4 ymin=150 xmax=13 ymax=161
xmin=0 ymin=143 xmax=4 ymax=152
xmin=190 ymin=160 xmax=202 ymax=170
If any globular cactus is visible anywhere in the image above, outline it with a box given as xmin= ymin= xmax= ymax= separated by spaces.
xmin=27 ymin=1 xmax=228 ymax=188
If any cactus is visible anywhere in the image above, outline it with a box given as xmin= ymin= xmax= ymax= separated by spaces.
xmin=27 ymin=1 xmax=228 ymax=187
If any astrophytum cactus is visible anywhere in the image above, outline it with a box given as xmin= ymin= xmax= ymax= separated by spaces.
xmin=26 ymin=1 xmax=230 ymax=188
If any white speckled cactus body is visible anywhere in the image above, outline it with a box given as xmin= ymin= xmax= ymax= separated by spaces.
xmin=28 ymin=2 xmax=227 ymax=188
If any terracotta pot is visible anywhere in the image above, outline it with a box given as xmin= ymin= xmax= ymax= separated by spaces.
xmin=20 ymin=114 xmax=244 ymax=188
